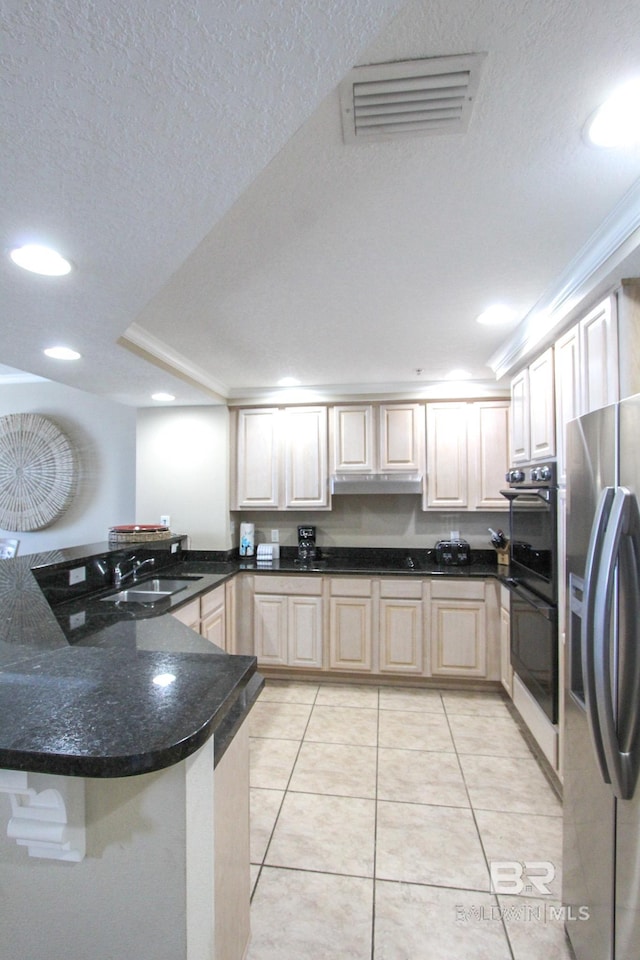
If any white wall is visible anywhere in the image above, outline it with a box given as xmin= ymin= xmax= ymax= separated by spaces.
xmin=136 ymin=406 xmax=230 ymax=550
xmin=0 ymin=381 xmax=136 ymax=555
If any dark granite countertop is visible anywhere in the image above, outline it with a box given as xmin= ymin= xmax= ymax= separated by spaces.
xmin=0 ymin=540 xmax=260 ymax=779
xmin=0 ymin=539 xmax=511 ymax=780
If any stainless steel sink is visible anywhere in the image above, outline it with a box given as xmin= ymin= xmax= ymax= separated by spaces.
xmin=100 ymin=576 xmax=202 ymax=604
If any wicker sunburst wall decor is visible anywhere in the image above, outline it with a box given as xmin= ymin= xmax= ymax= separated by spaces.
xmin=0 ymin=414 xmax=77 ymax=531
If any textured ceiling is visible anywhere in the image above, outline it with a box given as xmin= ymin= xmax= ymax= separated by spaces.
xmin=2 ymin=0 xmax=640 ymax=406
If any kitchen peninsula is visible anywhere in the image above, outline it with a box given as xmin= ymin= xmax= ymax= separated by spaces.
xmin=0 ymin=537 xmax=261 ymax=960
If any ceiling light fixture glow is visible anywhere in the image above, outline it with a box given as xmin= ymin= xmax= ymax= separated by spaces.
xmin=476 ymin=304 xmax=517 ymax=326
xmin=446 ymin=368 xmax=472 ymax=380
xmin=44 ymin=346 xmax=81 ymax=360
xmin=586 ymin=78 xmax=640 ymax=147
xmin=277 ymin=377 xmax=301 ymax=387
xmin=151 ymin=392 xmax=175 ymax=402
xmin=10 ymin=244 xmax=72 ymax=276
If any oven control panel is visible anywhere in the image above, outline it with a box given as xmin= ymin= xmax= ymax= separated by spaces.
xmin=506 ymin=462 xmax=557 ymax=487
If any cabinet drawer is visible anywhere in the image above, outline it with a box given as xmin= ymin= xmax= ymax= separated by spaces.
xmin=379 ymin=579 xmax=423 ymax=599
xmin=430 ymin=578 xmax=485 ymax=601
xmin=200 ymin=584 xmax=226 ymax=616
xmin=330 ymin=577 xmax=372 ymax=597
xmin=253 ymin=575 xmax=323 ymax=596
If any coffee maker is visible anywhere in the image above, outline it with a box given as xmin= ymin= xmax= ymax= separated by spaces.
xmin=297 ymin=525 xmax=317 ymax=561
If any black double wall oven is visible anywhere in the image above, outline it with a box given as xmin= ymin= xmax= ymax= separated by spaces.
xmin=502 ymin=462 xmax=559 ymax=724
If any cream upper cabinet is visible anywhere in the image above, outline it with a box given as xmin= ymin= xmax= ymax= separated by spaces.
xmin=235 ymin=408 xmax=280 ymax=509
xmin=554 ymin=295 xmax=619 ymax=484
xmin=283 ymin=406 xmax=329 ymax=509
xmin=510 ymin=347 xmax=555 ymax=462
xmin=330 ymin=403 xmax=423 ymax=474
xmin=234 ymin=406 xmax=329 ymax=510
xmin=528 ymin=348 xmax=556 ymax=460
xmin=378 ymin=403 xmax=423 ymax=471
xmin=425 ymin=401 xmax=509 ymax=510
xmin=425 ymin=403 xmax=468 ymax=508
xmin=472 ymin=401 xmax=511 ymax=510
xmin=330 ymin=405 xmax=375 ymax=472
xmin=554 ymin=325 xmax=581 ymax=485
xmin=579 ymin=296 xmax=618 ymax=413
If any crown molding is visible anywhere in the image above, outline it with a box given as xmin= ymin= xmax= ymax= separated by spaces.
xmin=489 ymin=175 xmax=640 ymax=379
xmin=118 ymin=324 xmax=228 ymax=403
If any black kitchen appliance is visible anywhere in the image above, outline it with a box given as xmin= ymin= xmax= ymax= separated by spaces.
xmin=434 ymin=539 xmax=470 ymax=565
xmin=501 ymin=461 xmax=559 ymax=722
xmin=297 ymin=525 xmax=317 ymax=561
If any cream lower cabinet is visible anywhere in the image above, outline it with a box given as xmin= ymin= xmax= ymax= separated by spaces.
xmin=378 ymin=579 xmax=426 ymax=674
xmin=500 ymin=584 xmax=513 ymax=696
xmin=430 ymin=579 xmax=499 ymax=680
xmin=172 ymin=583 xmax=229 ymax=651
xmin=201 ymin=584 xmax=226 ymax=650
xmin=249 ymin=573 xmax=500 ymax=683
xmin=329 ymin=578 xmax=373 ymax=671
xmin=254 ymin=576 xmax=323 ymax=668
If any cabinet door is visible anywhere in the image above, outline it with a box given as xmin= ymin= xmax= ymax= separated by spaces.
xmin=254 ymin=595 xmax=288 ymax=665
xmin=331 ymin=405 xmax=374 ymax=472
xmin=470 ymin=401 xmax=510 ymax=510
xmin=379 ymin=403 xmax=423 ymax=472
xmin=430 ymin=599 xmax=487 ymax=678
xmin=500 ymin=600 xmax=512 ymax=697
xmin=580 ymin=296 xmax=618 ymax=413
xmin=236 ymin=408 xmax=279 ymax=509
xmin=288 ymin=596 xmax=323 ymax=668
xmin=510 ymin=368 xmax=530 ymax=463
xmin=425 ymin=403 xmax=468 ymax=508
xmin=283 ymin=406 xmax=329 ymax=509
xmin=554 ymin=325 xmax=581 ymax=486
xmin=171 ymin=598 xmax=200 ymax=631
xmin=529 ymin=348 xmax=556 ymax=459
xmin=329 ymin=597 xmax=372 ymax=671
xmin=379 ymin=598 xmax=423 ymax=674
xmin=201 ymin=598 xmax=226 ymax=650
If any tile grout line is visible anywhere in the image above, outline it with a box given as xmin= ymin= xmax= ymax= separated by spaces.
xmin=441 ymin=696 xmax=517 ymax=960
xmin=250 ymin=683 xmax=321 ymax=903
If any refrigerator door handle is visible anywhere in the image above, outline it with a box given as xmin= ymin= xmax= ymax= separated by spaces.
xmin=593 ymin=486 xmax=640 ymax=800
xmin=582 ymin=486 xmax=615 ymax=784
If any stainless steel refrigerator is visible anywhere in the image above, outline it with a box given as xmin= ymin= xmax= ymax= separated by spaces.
xmin=563 ymin=394 xmax=640 ymax=960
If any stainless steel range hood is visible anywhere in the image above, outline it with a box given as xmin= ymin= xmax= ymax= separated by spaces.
xmin=330 ymin=472 xmax=423 ymax=495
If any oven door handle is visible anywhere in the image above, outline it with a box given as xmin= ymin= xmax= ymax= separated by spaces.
xmin=506 ymin=581 xmax=557 ymax=621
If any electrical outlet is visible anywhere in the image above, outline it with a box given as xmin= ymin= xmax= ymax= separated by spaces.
xmin=68 ymin=566 xmax=86 ymax=586
xmin=271 ymin=529 xmax=279 ymax=543
xmin=160 ymin=515 xmax=171 ymax=528
xmin=450 ymin=529 xmax=460 ymax=540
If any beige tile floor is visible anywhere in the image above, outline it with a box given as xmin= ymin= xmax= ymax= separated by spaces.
xmin=246 ymin=680 xmax=575 ymax=960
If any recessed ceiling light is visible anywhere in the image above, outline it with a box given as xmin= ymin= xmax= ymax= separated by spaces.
xmin=586 ymin=78 xmax=640 ymax=147
xmin=44 ymin=346 xmax=81 ymax=360
xmin=476 ymin=304 xmax=517 ymax=326
xmin=278 ymin=377 xmax=301 ymax=387
xmin=151 ymin=392 xmax=175 ymax=402
xmin=10 ymin=244 xmax=72 ymax=276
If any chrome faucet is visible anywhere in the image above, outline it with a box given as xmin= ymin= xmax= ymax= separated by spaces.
xmin=113 ymin=556 xmax=155 ymax=588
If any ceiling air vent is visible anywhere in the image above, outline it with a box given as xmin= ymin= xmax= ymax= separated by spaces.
xmin=339 ymin=53 xmax=485 ymax=144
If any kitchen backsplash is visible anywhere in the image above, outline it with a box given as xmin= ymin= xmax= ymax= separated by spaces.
xmin=232 ymin=496 xmax=508 ymax=552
